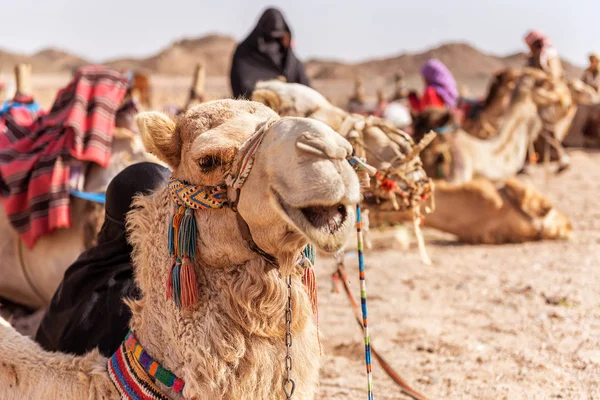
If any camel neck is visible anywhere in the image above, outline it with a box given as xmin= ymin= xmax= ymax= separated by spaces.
xmin=129 ymin=261 xmax=315 ymax=399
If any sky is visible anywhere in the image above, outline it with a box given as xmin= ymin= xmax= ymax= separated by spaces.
xmin=0 ymin=0 xmax=596 ymax=66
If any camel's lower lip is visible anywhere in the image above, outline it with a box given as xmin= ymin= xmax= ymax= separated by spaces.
xmin=271 ymin=189 xmax=354 ymax=252
xmin=299 ymin=204 xmax=348 ymax=233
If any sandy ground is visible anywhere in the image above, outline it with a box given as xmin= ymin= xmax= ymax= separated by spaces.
xmin=1 ymin=149 xmax=597 ymax=400
xmin=315 ymin=149 xmax=600 ymax=400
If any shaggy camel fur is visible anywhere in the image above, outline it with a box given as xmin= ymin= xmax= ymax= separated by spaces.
xmin=252 ymin=80 xmax=573 ymax=244
xmin=369 ymin=178 xmax=572 ymax=244
xmin=0 ymin=126 xmax=158 ymax=308
xmin=0 ymin=99 xmax=360 ymax=399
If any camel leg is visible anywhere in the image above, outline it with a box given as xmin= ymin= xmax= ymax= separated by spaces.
xmin=539 ymin=130 xmax=569 ymax=173
xmin=0 ymin=317 xmax=117 ymax=400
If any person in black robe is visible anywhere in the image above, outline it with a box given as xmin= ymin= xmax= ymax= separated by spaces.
xmin=230 ymin=7 xmax=310 ymax=98
xmin=35 ymin=162 xmax=170 ymax=356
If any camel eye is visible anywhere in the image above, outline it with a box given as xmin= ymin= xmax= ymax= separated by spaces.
xmin=197 ymin=155 xmax=220 ymax=171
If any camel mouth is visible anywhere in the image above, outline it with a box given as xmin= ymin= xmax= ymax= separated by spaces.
xmin=272 ymin=189 xmax=355 ymax=253
xmin=299 ymin=204 xmax=348 ymax=233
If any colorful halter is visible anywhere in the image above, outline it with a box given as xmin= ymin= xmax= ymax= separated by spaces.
xmin=108 ymin=331 xmax=185 ymax=400
xmin=166 ymin=119 xmax=278 ymax=309
xmin=166 ymin=178 xmax=227 ymax=308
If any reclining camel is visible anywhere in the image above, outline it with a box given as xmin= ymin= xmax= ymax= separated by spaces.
xmin=252 ymin=80 xmax=572 ymax=244
xmin=369 ymin=178 xmax=572 ymax=244
xmin=0 ymin=101 xmax=159 ymax=308
xmin=0 ymin=99 xmax=361 ymax=399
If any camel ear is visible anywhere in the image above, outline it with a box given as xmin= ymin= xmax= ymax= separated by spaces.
xmin=136 ymin=111 xmax=180 ymax=168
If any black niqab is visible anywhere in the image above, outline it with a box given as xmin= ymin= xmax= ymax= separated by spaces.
xmin=35 ymin=162 xmax=170 ymax=356
xmin=230 ymin=7 xmax=310 ymax=98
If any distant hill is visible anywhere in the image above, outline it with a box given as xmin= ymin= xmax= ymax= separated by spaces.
xmin=0 ymin=37 xmax=583 ymax=82
xmin=0 ymin=48 xmax=88 ymax=74
xmin=306 ymin=42 xmax=583 ymax=80
xmin=104 ymin=34 xmax=237 ymax=76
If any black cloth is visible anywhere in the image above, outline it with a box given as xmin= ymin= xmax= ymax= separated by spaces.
xmin=230 ymin=7 xmax=310 ymax=98
xmin=35 ymin=162 xmax=170 ymax=356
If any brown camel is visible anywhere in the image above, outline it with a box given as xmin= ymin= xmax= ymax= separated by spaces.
xmin=461 ymin=68 xmax=599 ymax=164
xmin=0 ymin=99 xmax=360 ymax=399
xmin=0 ymin=103 xmax=161 ymax=308
xmin=252 ymin=80 xmax=572 ymax=244
xmin=369 ymin=178 xmax=572 ymax=244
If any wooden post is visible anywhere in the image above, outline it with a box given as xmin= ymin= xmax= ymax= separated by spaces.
xmin=15 ymin=64 xmax=33 ymax=96
xmin=191 ymin=63 xmax=206 ymax=99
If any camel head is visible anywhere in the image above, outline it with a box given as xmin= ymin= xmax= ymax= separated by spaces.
xmin=138 ymin=99 xmax=360 ymax=264
xmin=500 ymin=179 xmax=572 ymax=241
xmin=483 ymin=68 xmax=521 ymax=115
xmin=252 ymin=80 xmax=433 ymax=213
xmin=411 ymin=108 xmax=457 ymax=180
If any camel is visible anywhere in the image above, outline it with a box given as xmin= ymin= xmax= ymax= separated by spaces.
xmin=412 ymin=68 xmax=597 ymax=182
xmin=461 ymin=68 xmax=600 ymax=162
xmin=563 ymin=101 xmax=600 ymax=148
xmin=252 ymin=80 xmax=572 ymax=244
xmin=252 ymin=80 xmax=433 ymax=210
xmin=0 ymin=100 xmax=160 ymax=308
xmin=368 ymin=178 xmax=572 ymax=244
xmin=0 ymin=99 xmax=360 ymax=399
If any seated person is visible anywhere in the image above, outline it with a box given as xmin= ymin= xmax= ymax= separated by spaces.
xmin=409 ymin=59 xmax=459 ymax=113
xmin=35 ymin=162 xmax=170 ymax=356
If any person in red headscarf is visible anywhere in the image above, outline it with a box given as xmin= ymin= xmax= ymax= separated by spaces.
xmin=524 ymin=30 xmax=563 ymax=79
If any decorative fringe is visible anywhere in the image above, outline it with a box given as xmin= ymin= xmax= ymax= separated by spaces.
xmin=166 ymin=205 xmax=199 ymax=309
xmin=302 ymin=266 xmax=318 ymax=315
xmin=171 ymin=263 xmax=182 ymax=309
xmin=301 ymin=244 xmax=321 ymax=354
xmin=178 ymin=209 xmax=197 ymax=260
xmin=166 ymin=257 xmax=175 ymax=300
xmin=302 ymin=244 xmax=316 ymax=266
xmin=302 ymin=265 xmax=321 ymax=354
xmin=172 ymin=206 xmax=185 ymax=256
xmin=180 ymin=258 xmax=199 ymax=308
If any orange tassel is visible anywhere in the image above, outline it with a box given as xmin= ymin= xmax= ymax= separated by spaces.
xmin=180 ymin=258 xmax=198 ymax=308
xmin=331 ymin=273 xmax=340 ymax=294
xmin=166 ymin=258 xmax=175 ymax=300
xmin=172 ymin=206 xmax=185 ymax=256
xmin=302 ymin=267 xmax=321 ymax=355
xmin=302 ymin=267 xmax=318 ymax=315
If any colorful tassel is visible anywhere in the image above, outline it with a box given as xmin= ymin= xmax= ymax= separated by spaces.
xmin=303 ymin=244 xmax=316 ymax=266
xmin=178 ymin=209 xmax=197 ymax=260
xmin=301 ymin=244 xmax=321 ymax=354
xmin=180 ymin=258 xmax=199 ymax=308
xmin=172 ymin=206 xmax=185 ymax=256
xmin=166 ymin=257 xmax=175 ymax=300
xmin=168 ymin=206 xmax=176 ymax=256
xmin=171 ymin=263 xmax=182 ymax=309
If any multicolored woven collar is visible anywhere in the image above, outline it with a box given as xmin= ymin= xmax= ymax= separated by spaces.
xmin=108 ymin=331 xmax=185 ymax=400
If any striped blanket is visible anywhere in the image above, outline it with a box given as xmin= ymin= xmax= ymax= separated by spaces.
xmin=0 ymin=66 xmax=129 ymax=248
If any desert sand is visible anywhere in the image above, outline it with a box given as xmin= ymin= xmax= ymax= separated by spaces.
xmin=315 ymin=149 xmax=600 ymax=399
